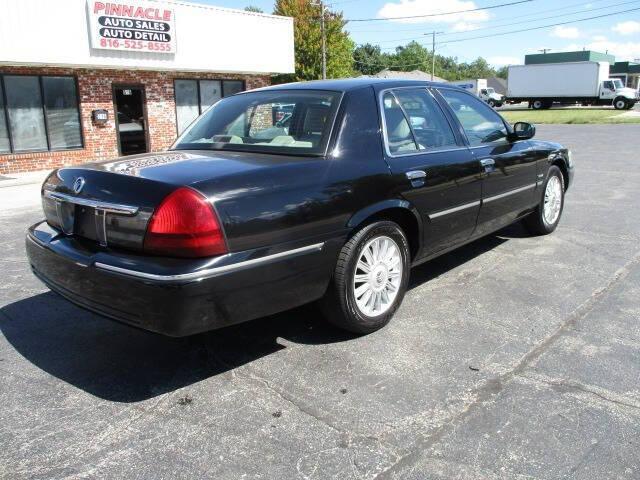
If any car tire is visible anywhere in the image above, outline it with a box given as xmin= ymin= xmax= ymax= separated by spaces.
xmin=523 ymin=166 xmax=565 ymax=235
xmin=614 ymin=97 xmax=628 ymax=110
xmin=320 ymin=221 xmax=410 ymax=334
xmin=488 ymin=99 xmax=496 ymax=108
xmin=532 ymin=99 xmax=544 ymax=110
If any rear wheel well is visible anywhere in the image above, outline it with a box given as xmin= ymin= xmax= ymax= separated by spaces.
xmin=552 ymin=160 xmax=569 ymax=190
xmin=357 ymin=208 xmax=420 ymax=260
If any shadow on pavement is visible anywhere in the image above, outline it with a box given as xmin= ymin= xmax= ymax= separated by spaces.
xmin=0 ymin=226 xmax=513 ymax=403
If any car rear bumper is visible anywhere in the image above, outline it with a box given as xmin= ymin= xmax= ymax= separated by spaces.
xmin=26 ymin=221 xmax=339 ymax=336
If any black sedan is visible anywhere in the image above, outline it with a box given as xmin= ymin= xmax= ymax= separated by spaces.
xmin=26 ymin=79 xmax=574 ymax=336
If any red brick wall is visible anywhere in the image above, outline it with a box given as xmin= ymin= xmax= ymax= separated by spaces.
xmin=0 ymin=66 xmax=270 ymax=174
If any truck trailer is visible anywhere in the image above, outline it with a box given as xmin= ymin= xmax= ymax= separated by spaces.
xmin=449 ymin=78 xmax=504 ymax=108
xmin=506 ymin=61 xmax=638 ymax=110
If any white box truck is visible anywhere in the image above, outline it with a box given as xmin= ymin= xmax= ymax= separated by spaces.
xmin=449 ymin=79 xmax=504 ymax=108
xmin=507 ymin=61 xmax=638 ymax=110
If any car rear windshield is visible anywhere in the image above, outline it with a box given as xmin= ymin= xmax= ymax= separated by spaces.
xmin=172 ymin=89 xmax=342 ymax=156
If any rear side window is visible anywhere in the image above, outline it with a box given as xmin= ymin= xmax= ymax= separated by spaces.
xmin=394 ymin=89 xmax=456 ymax=150
xmin=438 ymin=88 xmax=508 ymax=146
xmin=382 ymin=92 xmax=418 ymax=155
xmin=382 ymin=89 xmax=457 ymax=156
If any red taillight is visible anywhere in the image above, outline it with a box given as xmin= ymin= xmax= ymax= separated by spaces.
xmin=144 ymin=187 xmax=227 ymax=258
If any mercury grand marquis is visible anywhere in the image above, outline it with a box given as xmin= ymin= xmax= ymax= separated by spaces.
xmin=26 ymin=79 xmax=574 ymax=336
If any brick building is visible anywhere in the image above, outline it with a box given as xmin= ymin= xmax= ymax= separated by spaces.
xmin=0 ymin=0 xmax=294 ymax=173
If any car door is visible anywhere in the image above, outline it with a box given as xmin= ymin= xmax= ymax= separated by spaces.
xmin=436 ymin=87 xmax=538 ymax=236
xmin=380 ymin=87 xmax=482 ymax=256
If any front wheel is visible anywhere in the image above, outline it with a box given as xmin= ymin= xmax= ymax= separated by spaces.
xmin=523 ymin=166 xmax=565 ymax=235
xmin=320 ymin=221 xmax=410 ymax=334
xmin=614 ymin=98 xmax=628 ymax=110
xmin=488 ymin=99 xmax=496 ymax=108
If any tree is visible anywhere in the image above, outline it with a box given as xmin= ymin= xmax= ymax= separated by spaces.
xmin=351 ymin=37 xmax=502 ymax=81
xmin=273 ymin=0 xmax=355 ymax=82
xmin=458 ymin=57 xmax=496 ymax=80
xmin=244 ymin=6 xmax=264 ymax=13
xmin=495 ymin=65 xmax=509 ymax=79
xmin=353 ymin=43 xmax=388 ymax=75
xmin=392 ymin=41 xmax=430 ymax=72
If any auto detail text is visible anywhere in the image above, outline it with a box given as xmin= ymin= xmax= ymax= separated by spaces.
xmin=87 ymin=0 xmax=176 ymax=53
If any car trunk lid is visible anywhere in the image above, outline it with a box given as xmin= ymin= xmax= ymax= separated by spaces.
xmin=41 ymin=150 xmax=314 ymax=253
xmin=42 ymin=167 xmax=176 ymax=252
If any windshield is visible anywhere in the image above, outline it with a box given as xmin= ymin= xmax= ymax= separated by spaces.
xmin=172 ymin=89 xmax=341 ymax=156
xmin=612 ymin=79 xmax=624 ymax=89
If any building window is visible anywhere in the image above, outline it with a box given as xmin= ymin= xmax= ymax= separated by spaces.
xmin=42 ymin=77 xmax=82 ymax=150
xmin=0 ymin=81 xmax=9 ymax=154
xmin=0 ymin=75 xmax=83 ymax=154
xmin=174 ymin=79 xmax=245 ymax=135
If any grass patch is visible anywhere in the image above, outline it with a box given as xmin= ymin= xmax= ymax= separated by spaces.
xmin=500 ymin=108 xmax=640 ymax=124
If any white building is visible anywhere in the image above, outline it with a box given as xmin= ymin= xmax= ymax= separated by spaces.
xmin=0 ymin=0 xmax=294 ymax=173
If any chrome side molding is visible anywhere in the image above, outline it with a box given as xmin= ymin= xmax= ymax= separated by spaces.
xmin=95 ymin=242 xmax=325 ymax=282
xmin=482 ymin=183 xmax=537 ymax=204
xmin=429 ymin=200 xmax=480 ymax=220
xmin=429 ymin=183 xmax=538 ymax=219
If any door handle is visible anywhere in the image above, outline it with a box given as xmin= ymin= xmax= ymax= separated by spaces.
xmin=405 ymin=170 xmax=426 ymax=188
xmin=406 ymin=170 xmax=426 ymax=180
xmin=479 ymin=158 xmax=495 ymax=173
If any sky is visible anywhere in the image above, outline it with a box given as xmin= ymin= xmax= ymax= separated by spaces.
xmin=191 ymin=0 xmax=640 ymax=67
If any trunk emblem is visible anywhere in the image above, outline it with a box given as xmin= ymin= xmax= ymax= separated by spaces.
xmin=73 ymin=177 xmax=85 ymax=194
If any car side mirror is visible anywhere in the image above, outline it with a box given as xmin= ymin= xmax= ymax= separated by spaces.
xmin=510 ymin=121 xmax=535 ymax=141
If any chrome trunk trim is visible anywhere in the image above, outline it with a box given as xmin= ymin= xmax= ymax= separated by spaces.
xmin=43 ymin=191 xmax=139 ymax=215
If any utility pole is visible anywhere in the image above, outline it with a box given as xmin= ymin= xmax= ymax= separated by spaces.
xmin=539 ymin=48 xmax=552 ymax=54
xmin=425 ymin=31 xmax=443 ymax=81
xmin=314 ymin=0 xmax=327 ymax=80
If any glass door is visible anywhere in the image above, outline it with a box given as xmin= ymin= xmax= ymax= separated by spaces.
xmin=113 ymin=86 xmax=148 ymax=155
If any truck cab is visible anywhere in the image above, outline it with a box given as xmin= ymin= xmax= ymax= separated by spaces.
xmin=599 ymin=78 xmax=638 ymax=109
xmin=449 ymin=79 xmax=504 ymax=108
xmin=478 ymin=87 xmax=504 ymax=108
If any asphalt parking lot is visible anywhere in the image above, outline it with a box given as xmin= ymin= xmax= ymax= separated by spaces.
xmin=1 ymin=124 xmax=639 ymax=479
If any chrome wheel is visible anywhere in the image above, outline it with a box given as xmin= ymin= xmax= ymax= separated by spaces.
xmin=543 ymin=175 xmax=562 ymax=225
xmin=353 ymin=235 xmax=402 ymax=317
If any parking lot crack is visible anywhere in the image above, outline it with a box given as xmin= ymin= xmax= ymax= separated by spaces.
xmin=241 ymin=367 xmax=349 ymax=436
xmin=518 ymin=372 xmax=640 ymax=412
xmin=200 ymin=341 xmax=397 ymax=452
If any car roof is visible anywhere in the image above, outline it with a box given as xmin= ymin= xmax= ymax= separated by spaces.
xmin=250 ymin=78 xmax=450 ymax=93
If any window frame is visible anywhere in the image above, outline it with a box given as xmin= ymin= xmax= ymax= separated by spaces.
xmin=434 ymin=86 xmax=513 ymax=149
xmin=378 ymin=86 xmax=467 ymax=159
xmin=173 ymin=78 xmax=246 ymax=136
xmin=0 ymin=73 xmax=84 ymax=154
